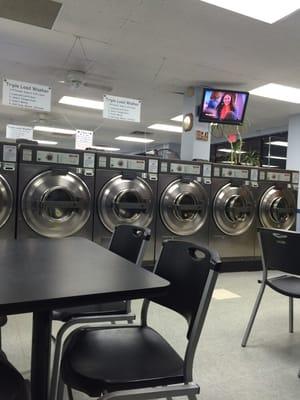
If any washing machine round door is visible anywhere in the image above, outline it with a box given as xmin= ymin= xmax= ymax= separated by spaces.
xmin=213 ymin=183 xmax=255 ymax=236
xmin=21 ymin=171 xmax=91 ymax=238
xmin=0 ymin=175 xmax=13 ymax=228
xmin=259 ymin=186 xmax=296 ymax=229
xmin=160 ymin=179 xmax=208 ymax=236
xmin=98 ymin=175 xmax=153 ymax=232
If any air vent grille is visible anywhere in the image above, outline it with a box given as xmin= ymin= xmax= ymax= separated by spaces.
xmin=0 ymin=0 xmax=62 ymax=29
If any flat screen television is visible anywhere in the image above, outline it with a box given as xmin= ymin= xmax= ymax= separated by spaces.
xmin=198 ymin=88 xmax=249 ymax=125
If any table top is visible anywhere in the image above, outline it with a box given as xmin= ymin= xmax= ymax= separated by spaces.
xmin=0 ymin=238 xmax=169 ymax=315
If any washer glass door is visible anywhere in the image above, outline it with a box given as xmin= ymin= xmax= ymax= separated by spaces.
xmin=98 ymin=175 xmax=153 ymax=232
xmin=160 ymin=179 xmax=208 ymax=236
xmin=213 ymin=183 xmax=255 ymax=236
xmin=259 ymin=186 xmax=296 ymax=229
xmin=22 ymin=171 xmax=91 ymax=238
xmin=0 ymin=175 xmax=13 ymax=228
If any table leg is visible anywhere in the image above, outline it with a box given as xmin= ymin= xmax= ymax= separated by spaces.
xmin=31 ymin=310 xmax=52 ymax=400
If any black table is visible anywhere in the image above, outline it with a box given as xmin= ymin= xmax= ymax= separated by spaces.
xmin=0 ymin=238 xmax=169 ymax=400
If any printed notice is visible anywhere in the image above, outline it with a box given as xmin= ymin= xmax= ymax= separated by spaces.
xmin=2 ymin=79 xmax=51 ymax=112
xmin=103 ymin=95 xmax=141 ymax=122
xmin=75 ymin=129 xmax=93 ymax=150
xmin=6 ymin=124 xmax=33 ymax=140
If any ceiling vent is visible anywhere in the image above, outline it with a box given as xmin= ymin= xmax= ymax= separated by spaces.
xmin=0 ymin=0 xmax=62 ymax=29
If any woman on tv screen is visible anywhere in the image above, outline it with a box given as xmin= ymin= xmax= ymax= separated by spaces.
xmin=200 ymin=89 xmax=249 ymax=124
xmin=216 ymin=92 xmax=236 ymax=121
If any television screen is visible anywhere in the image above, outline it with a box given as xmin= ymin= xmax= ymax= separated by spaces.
xmin=198 ymin=88 xmax=249 ymax=125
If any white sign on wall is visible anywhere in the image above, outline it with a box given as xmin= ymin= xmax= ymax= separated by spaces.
xmin=75 ymin=129 xmax=93 ymax=150
xmin=6 ymin=124 xmax=33 ymax=140
xmin=103 ymin=95 xmax=141 ymax=123
xmin=2 ymin=79 xmax=52 ymax=112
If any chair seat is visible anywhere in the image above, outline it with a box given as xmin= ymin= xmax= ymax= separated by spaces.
xmin=267 ymin=275 xmax=300 ymax=298
xmin=61 ymin=326 xmax=184 ymax=397
xmin=52 ymin=301 xmax=127 ymax=322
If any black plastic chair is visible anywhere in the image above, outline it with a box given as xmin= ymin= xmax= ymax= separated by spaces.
xmin=50 ymin=224 xmax=151 ymax=400
xmin=242 ymin=227 xmax=300 ymax=347
xmin=58 ymin=240 xmax=221 ymax=400
xmin=0 ymin=350 xmax=30 ymax=399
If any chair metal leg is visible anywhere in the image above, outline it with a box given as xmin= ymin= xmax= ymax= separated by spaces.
xmin=289 ymin=297 xmax=294 ymax=333
xmin=241 ymin=281 xmax=266 ymax=347
xmin=67 ymin=386 xmax=74 ymax=400
xmin=57 ymin=374 xmax=65 ymax=400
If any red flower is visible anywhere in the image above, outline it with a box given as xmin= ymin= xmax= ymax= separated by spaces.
xmin=227 ymin=133 xmax=238 ymax=143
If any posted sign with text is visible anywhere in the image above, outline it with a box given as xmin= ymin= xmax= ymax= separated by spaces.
xmin=2 ymin=79 xmax=51 ymax=112
xmin=103 ymin=95 xmax=141 ymax=123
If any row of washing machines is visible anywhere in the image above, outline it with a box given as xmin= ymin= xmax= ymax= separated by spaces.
xmin=0 ymin=141 xmax=298 ymax=268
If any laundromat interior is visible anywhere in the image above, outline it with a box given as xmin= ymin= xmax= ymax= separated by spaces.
xmin=1 ymin=1 xmax=300 ymax=400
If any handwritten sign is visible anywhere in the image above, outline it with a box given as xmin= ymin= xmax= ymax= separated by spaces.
xmin=75 ymin=130 xmax=93 ymax=150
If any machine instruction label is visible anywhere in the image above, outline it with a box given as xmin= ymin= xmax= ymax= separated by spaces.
xmin=3 ymin=145 xmax=17 ymax=162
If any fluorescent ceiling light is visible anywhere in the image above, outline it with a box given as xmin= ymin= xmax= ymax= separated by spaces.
xmin=115 ymin=136 xmax=154 ymax=144
xmin=200 ymin=1 xmax=299 ymax=24
xmin=266 ymin=141 xmax=288 ymax=147
xmin=35 ymin=140 xmax=58 ymax=145
xmin=148 ymin=124 xmax=183 ymax=133
xmin=262 ymin=164 xmax=278 ymax=168
xmin=171 ymin=114 xmax=183 ymax=122
xmin=34 ymin=126 xmax=76 ymax=135
xmin=265 ymin=155 xmax=287 ymax=160
xmin=90 ymin=146 xmax=120 ymax=151
xmin=250 ymin=83 xmax=300 ymax=104
xmin=59 ymin=96 xmax=104 ymax=110
xmin=218 ymin=148 xmax=246 ymax=154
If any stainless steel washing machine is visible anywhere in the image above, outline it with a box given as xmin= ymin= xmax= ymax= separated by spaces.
xmin=0 ymin=142 xmax=18 ymax=239
xmin=254 ymin=167 xmax=298 ymax=256
xmin=209 ymin=164 xmax=257 ymax=260
xmin=16 ymin=144 xmax=95 ymax=239
xmin=155 ymin=159 xmax=211 ymax=258
xmin=93 ymin=152 xmax=159 ymax=267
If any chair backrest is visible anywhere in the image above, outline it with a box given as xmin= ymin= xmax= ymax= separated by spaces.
xmin=108 ymin=224 xmax=151 ymax=265
xmin=258 ymin=227 xmax=300 ymax=276
xmin=0 ymin=351 xmax=29 ymax=400
xmin=148 ymin=240 xmax=221 ymax=338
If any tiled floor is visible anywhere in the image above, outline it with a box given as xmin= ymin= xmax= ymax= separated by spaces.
xmin=3 ymin=271 xmax=300 ymax=399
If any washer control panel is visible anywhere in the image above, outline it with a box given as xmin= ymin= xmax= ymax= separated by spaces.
xmin=36 ymin=151 xmax=80 ymax=165
xmin=265 ymin=171 xmax=291 ymax=182
xmin=110 ymin=157 xmax=145 ymax=170
xmin=169 ymin=163 xmax=200 ymax=175
xmin=221 ymin=168 xmax=249 ymax=179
